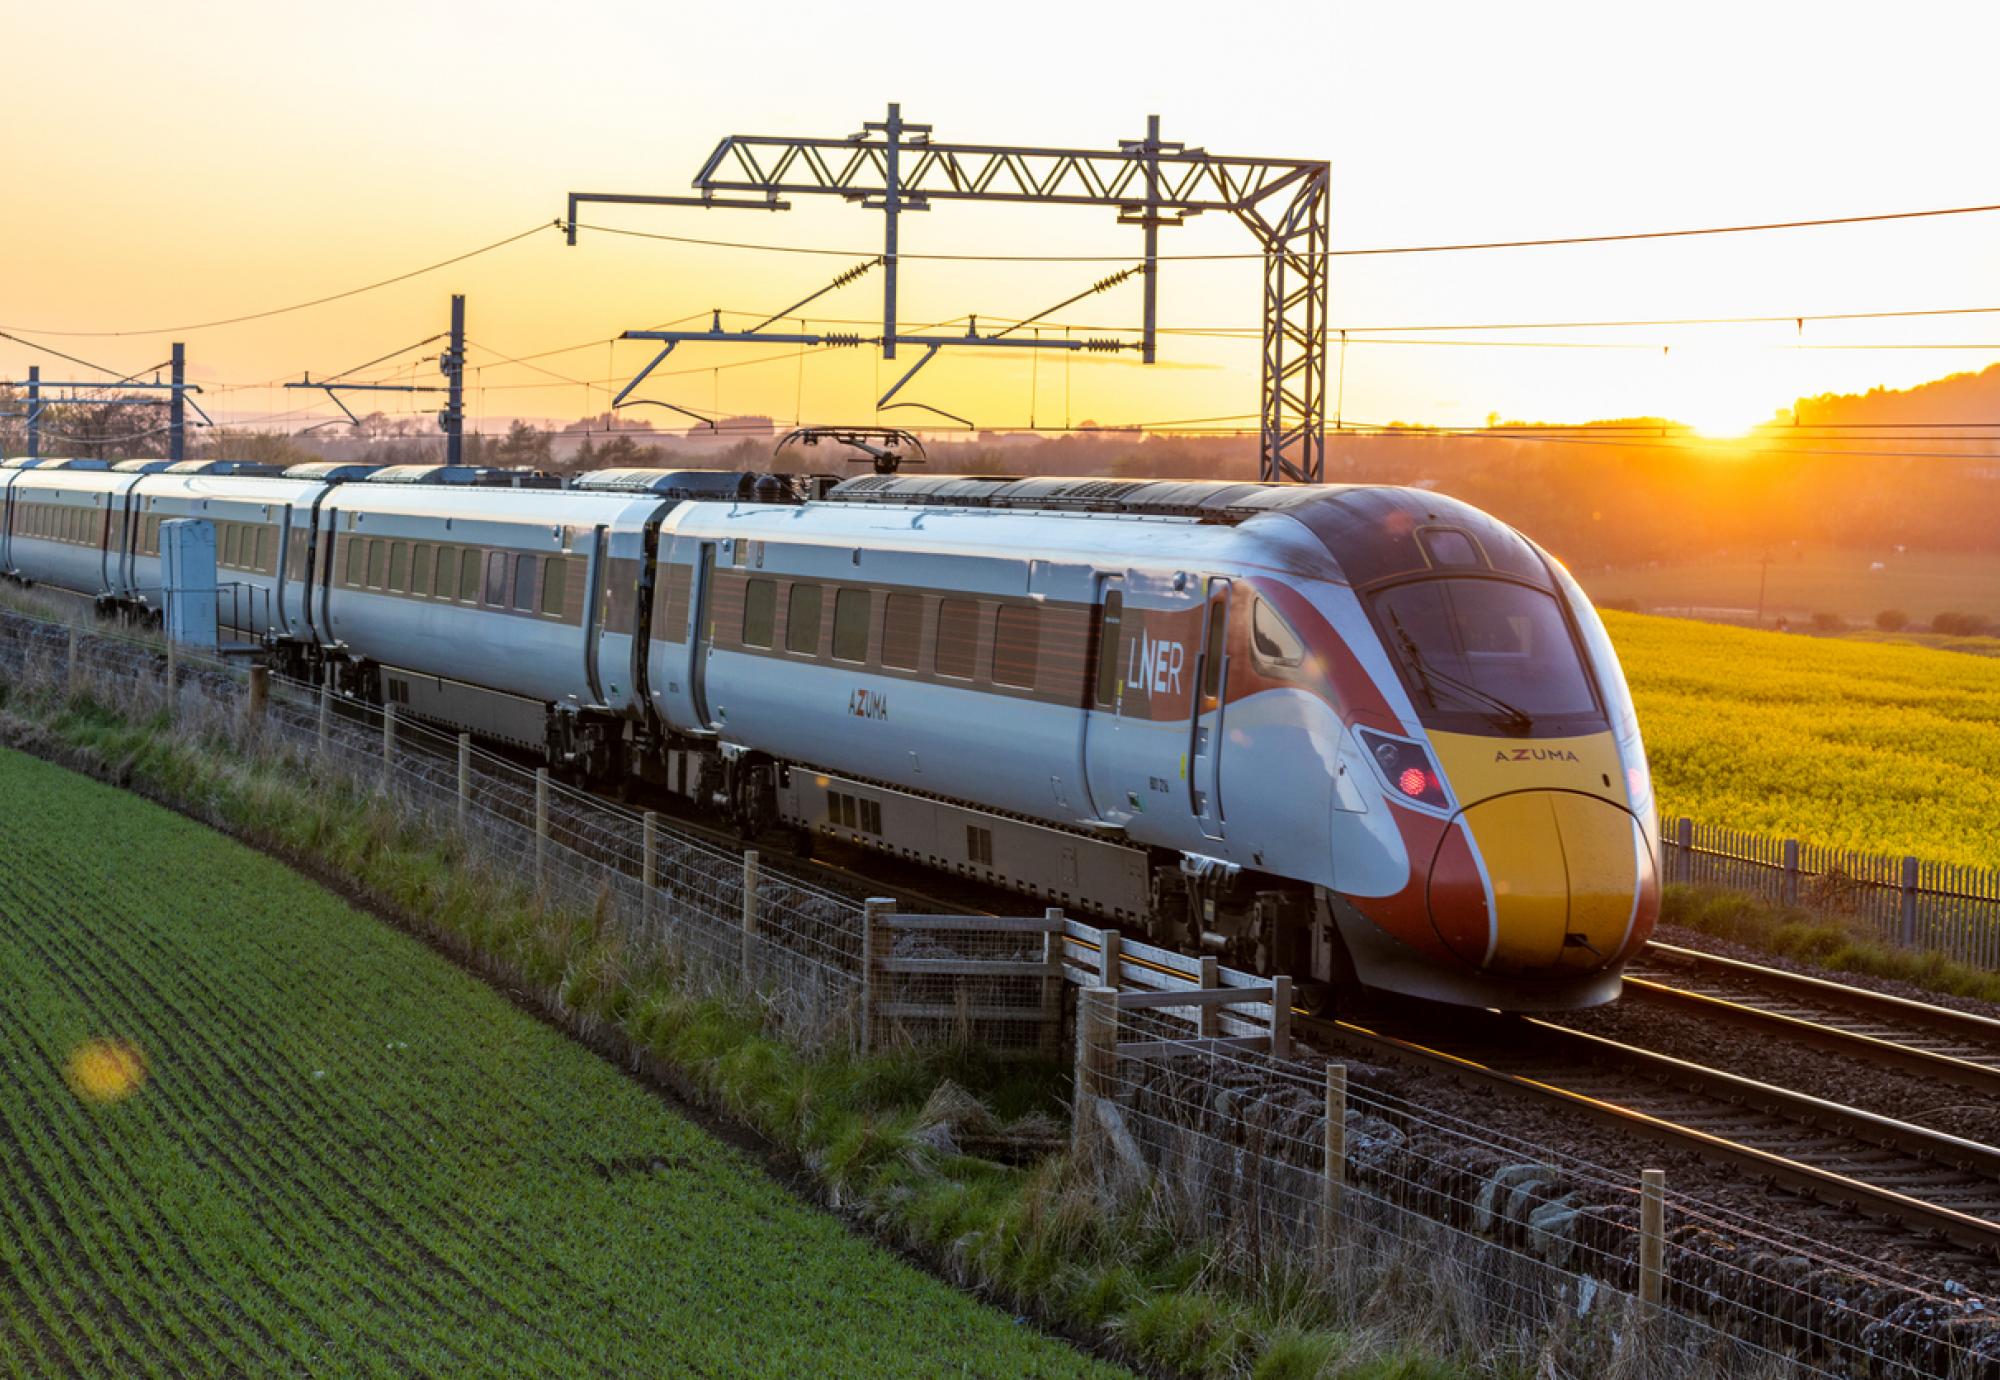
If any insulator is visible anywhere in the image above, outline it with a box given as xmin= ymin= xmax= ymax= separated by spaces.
xmin=831 ymin=259 xmax=879 ymax=289
xmin=1092 ymin=266 xmax=1140 ymax=294
xmin=1082 ymin=338 xmax=1126 ymax=353
xmin=824 ymin=333 xmax=862 ymax=348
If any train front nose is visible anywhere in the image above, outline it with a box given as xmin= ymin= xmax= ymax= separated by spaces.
xmin=1427 ymin=791 xmax=1653 ymax=975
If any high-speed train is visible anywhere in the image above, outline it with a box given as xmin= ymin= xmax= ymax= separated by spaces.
xmin=0 ymin=455 xmax=1658 ymax=1010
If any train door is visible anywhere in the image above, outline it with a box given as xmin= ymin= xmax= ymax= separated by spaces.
xmin=688 ymin=541 xmax=717 ymax=727
xmin=1188 ymin=577 xmax=1231 ymax=841
xmin=583 ymin=525 xmax=609 ymax=703
xmin=1081 ymin=574 xmax=1125 ymax=822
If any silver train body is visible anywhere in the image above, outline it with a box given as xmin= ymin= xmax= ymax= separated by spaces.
xmin=0 ymin=458 xmax=1659 ymax=1010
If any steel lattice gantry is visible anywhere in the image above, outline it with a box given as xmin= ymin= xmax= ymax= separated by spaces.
xmin=568 ymin=106 xmax=1330 ymax=483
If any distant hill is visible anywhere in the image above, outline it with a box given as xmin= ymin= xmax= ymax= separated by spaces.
xmin=1793 ymin=363 xmax=2000 ymax=426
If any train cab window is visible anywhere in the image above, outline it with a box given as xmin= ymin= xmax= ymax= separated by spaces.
xmin=786 ymin=582 xmax=823 ymax=655
xmin=1094 ymin=591 xmax=1124 ymax=706
xmin=257 ymin=527 xmax=275 ymax=574
xmin=742 ymin=578 xmax=776 ymax=647
xmin=540 ymin=556 xmax=567 ymax=617
xmin=411 ymin=545 xmax=432 ymax=596
xmin=1373 ymin=579 xmax=1600 ymax=726
xmin=936 ymin=599 xmax=980 ymax=680
xmin=992 ymin=605 xmax=1039 ymax=689
xmin=881 ymin=592 xmax=922 ymax=670
xmin=513 ymin=556 xmax=537 ymax=611
xmin=459 ymin=549 xmax=481 ymax=603
xmin=832 ymin=588 xmax=869 ymax=663
xmin=389 ymin=542 xmax=411 ymax=593
xmin=484 ymin=551 xmax=508 ymax=606
xmin=1250 ymin=598 xmax=1307 ymax=672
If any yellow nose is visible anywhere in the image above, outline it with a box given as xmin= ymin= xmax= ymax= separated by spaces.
xmin=1430 ymin=791 xmax=1652 ymax=975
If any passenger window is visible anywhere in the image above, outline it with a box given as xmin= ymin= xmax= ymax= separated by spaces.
xmin=411 ymin=544 xmax=432 ymax=596
xmin=484 ymin=551 xmax=508 ymax=605
xmin=344 ymin=538 xmax=363 ymax=587
xmin=1200 ymin=595 xmax=1227 ymax=703
xmin=832 ymin=588 xmax=869 ymax=662
xmin=881 ymin=592 xmax=922 ymax=670
xmin=936 ymin=599 xmax=980 ymax=680
xmin=1094 ymin=591 xmax=1124 ymax=706
xmin=224 ymin=524 xmax=240 ymax=567
xmin=786 ymin=583 xmax=823 ymax=655
xmin=742 ymin=579 xmax=775 ymax=647
xmin=513 ymin=556 xmax=537 ymax=610
xmin=257 ymin=527 xmax=275 ymax=573
xmin=540 ymin=557 xmax=567 ymax=617
xmin=459 ymin=549 xmax=481 ymax=603
xmin=993 ymin=605 xmax=1039 ymax=689
xmin=1251 ymin=599 xmax=1307 ymax=671
xmin=389 ymin=542 xmax=410 ymax=593
xmin=366 ymin=540 xmax=387 ymax=589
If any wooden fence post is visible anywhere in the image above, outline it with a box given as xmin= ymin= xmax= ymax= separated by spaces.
xmin=1197 ymin=956 xmax=1220 ymax=1038
xmin=1900 ymin=855 xmax=1920 ymax=947
xmin=246 ymin=665 xmax=268 ymax=720
xmin=1639 ymin=1167 xmax=1665 ymax=1312
xmin=65 ymin=625 xmax=78 ymax=698
xmin=1322 ymin=1063 xmax=1347 ymax=1263
xmin=1042 ymin=908 xmax=1065 ymax=1057
xmin=1269 ymin=975 xmax=1293 ymax=1060
xmin=1071 ymin=985 xmax=1117 ymax=1163
xmin=317 ymin=670 xmax=331 ymax=756
xmin=1782 ymin=838 xmax=1800 ymax=907
xmin=858 ymin=898 xmax=896 ymax=1054
xmin=534 ymin=767 xmax=550 ymax=884
xmin=642 ymin=811 xmax=659 ymax=891
xmin=740 ymin=849 xmax=761 ymax=987
xmin=1675 ymin=817 xmax=1694 ymax=886
xmin=380 ymin=703 xmax=397 ymax=791
xmin=456 ymin=734 xmax=471 ymax=833
xmin=1097 ymin=926 xmax=1121 ymax=990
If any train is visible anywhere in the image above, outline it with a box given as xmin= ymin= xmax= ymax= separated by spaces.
xmin=0 ymin=453 xmax=1659 ymax=1010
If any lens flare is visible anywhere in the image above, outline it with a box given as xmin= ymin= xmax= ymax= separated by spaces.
xmin=65 ymin=1038 xmax=146 ymax=1104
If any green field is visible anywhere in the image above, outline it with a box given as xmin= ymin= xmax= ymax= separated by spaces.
xmin=0 ymin=747 xmax=1120 ymax=1379
xmin=1605 ymin=610 xmax=2000 ymax=870
xmin=1580 ymin=545 xmax=2000 ymax=628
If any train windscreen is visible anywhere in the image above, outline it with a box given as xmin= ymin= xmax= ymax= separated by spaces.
xmin=1372 ymin=578 xmax=1601 ymax=732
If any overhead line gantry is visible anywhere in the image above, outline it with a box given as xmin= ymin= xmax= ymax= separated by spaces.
xmin=567 ymin=104 xmax=1330 ymax=482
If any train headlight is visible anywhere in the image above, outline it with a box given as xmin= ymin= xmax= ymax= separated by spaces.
xmin=1357 ymin=729 xmax=1450 ymax=810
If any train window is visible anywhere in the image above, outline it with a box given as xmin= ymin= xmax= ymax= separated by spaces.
xmin=389 ymin=542 xmax=411 ymax=593
xmin=411 ymin=545 xmax=431 ymax=596
xmin=786 ymin=582 xmax=823 ymax=655
xmin=513 ymin=556 xmax=537 ymax=611
xmin=1421 ymin=527 xmax=1480 ymax=569
xmin=1094 ymin=591 xmax=1124 ymax=706
xmin=431 ymin=545 xmax=454 ymax=596
xmin=366 ymin=540 xmax=387 ymax=589
xmin=936 ymin=599 xmax=980 ymax=680
xmin=343 ymin=538 xmax=362 ymax=587
xmin=1250 ymin=599 xmax=1306 ymax=672
xmin=257 ymin=527 xmax=275 ymax=574
xmin=223 ymin=524 xmax=241 ymax=567
xmin=484 ymin=552 xmax=508 ymax=606
xmin=992 ymin=605 xmax=1039 ymax=689
xmin=459 ymin=549 xmax=481 ymax=603
xmin=1373 ymin=579 xmax=1599 ymax=723
xmin=742 ymin=578 xmax=776 ymax=647
xmin=147 ymin=515 xmax=160 ymax=554
xmin=831 ymin=588 xmax=869 ymax=662
xmin=540 ymin=556 xmax=567 ymax=617
xmin=965 ymin=825 xmax=993 ymax=867
xmin=881 ymin=592 xmax=922 ymax=670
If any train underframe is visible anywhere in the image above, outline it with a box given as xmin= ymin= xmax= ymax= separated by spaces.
xmin=287 ymin=638 xmax=1352 ymax=992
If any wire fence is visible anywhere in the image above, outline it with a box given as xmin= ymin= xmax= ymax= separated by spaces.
xmin=1661 ymin=816 xmax=2000 ymax=968
xmin=2 ymin=605 xmax=1995 ymax=1375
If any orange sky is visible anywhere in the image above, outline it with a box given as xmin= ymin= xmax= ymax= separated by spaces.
xmin=5 ymin=1 xmax=2000 ymax=440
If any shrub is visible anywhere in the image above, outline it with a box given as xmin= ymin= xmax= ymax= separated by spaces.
xmin=1932 ymin=610 xmax=1993 ymax=637
xmin=1874 ymin=608 xmax=1908 ymax=631
xmin=1808 ymin=611 xmax=1846 ymax=633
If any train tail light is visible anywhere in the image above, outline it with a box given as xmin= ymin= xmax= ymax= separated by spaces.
xmin=1357 ymin=729 xmax=1450 ymax=809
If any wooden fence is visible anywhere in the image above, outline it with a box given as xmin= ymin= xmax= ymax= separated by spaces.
xmin=1660 ymin=816 xmax=2000 ymax=969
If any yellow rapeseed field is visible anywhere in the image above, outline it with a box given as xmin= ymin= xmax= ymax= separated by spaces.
xmin=1602 ymin=611 xmax=2000 ymax=870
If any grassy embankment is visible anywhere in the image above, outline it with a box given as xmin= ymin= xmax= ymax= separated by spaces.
xmin=0 ymin=674 xmax=1473 ymax=1378
xmin=0 ymin=744 xmax=1125 ymax=1379
xmin=1579 ymin=545 xmax=2000 ymax=628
